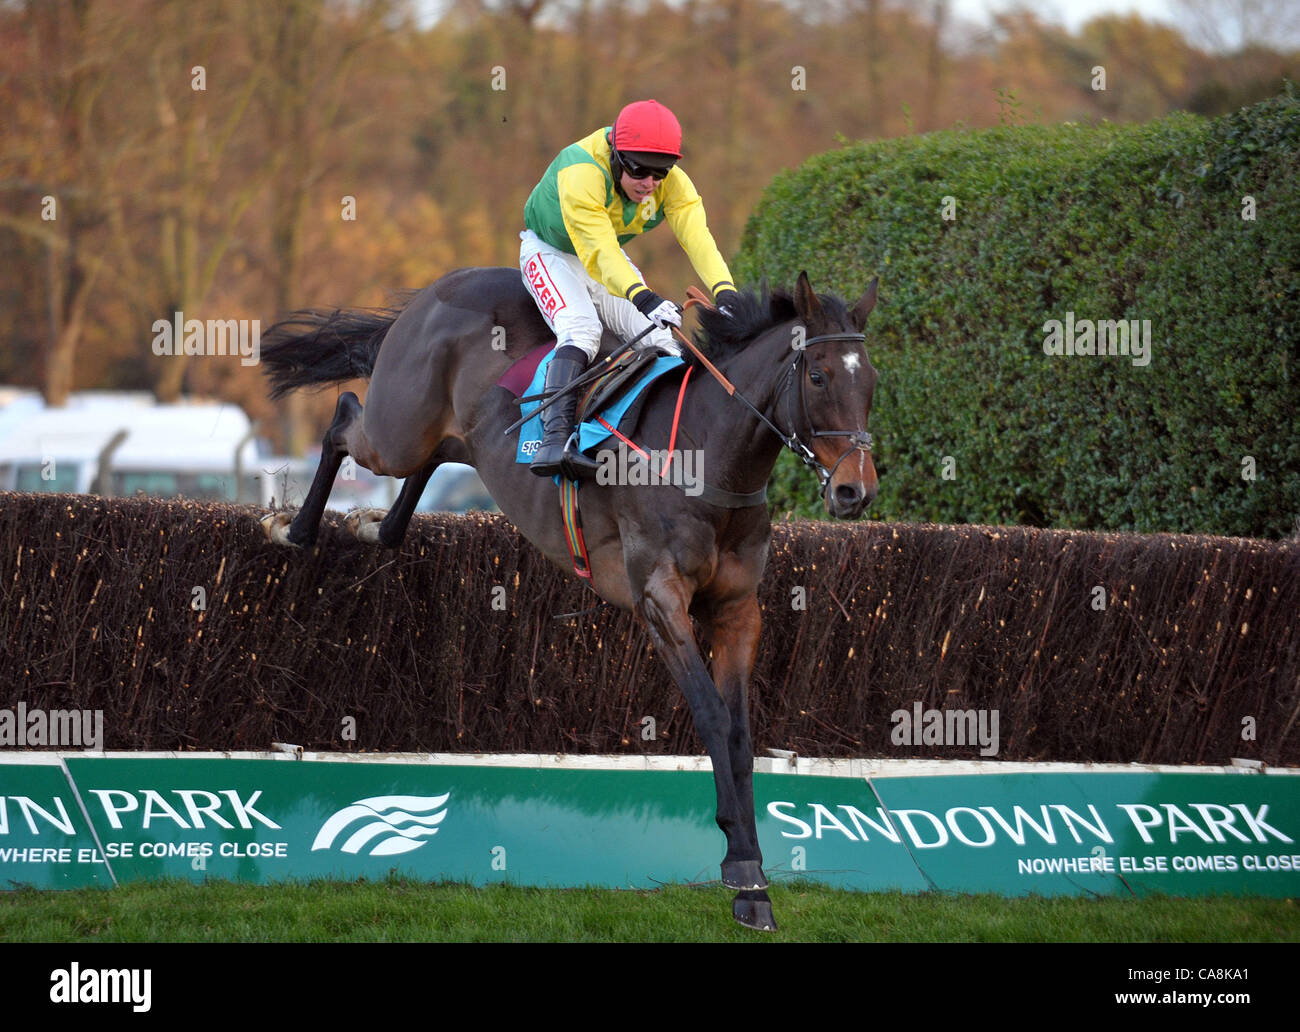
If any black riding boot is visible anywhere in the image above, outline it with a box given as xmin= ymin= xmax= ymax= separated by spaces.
xmin=529 ymin=347 xmax=601 ymax=480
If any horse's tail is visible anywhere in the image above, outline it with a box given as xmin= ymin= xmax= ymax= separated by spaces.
xmin=260 ymin=294 xmax=414 ymax=400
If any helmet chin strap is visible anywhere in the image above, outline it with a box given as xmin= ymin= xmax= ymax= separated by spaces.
xmin=608 ymin=118 xmax=627 ymax=191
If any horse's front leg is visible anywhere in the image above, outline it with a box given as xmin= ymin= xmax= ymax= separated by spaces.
xmin=706 ymin=593 xmax=776 ymax=931
xmin=636 ymin=565 xmax=765 ymax=892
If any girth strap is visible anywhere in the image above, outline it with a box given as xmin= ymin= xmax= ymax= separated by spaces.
xmin=693 ymin=481 xmax=768 ymax=508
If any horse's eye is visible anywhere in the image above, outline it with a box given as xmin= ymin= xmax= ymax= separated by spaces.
xmin=810 ymin=370 xmax=826 ymax=388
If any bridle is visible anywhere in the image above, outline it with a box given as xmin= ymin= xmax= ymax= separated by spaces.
xmin=673 ymin=323 xmax=874 ymax=500
xmin=779 ymin=334 xmax=875 ymax=496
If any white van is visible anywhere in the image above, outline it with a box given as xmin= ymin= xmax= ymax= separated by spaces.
xmin=256 ymin=455 xmax=496 ymax=514
xmin=0 ymin=391 xmax=263 ymax=502
xmin=0 ymin=389 xmax=496 ymax=512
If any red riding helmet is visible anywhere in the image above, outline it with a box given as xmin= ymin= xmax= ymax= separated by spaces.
xmin=611 ymin=99 xmax=682 ymax=158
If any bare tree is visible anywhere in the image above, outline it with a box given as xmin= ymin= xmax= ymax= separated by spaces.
xmin=0 ymin=1 xmax=123 ymax=405
xmin=1173 ymin=0 xmax=1300 ymax=52
xmin=923 ymin=0 xmax=950 ymax=131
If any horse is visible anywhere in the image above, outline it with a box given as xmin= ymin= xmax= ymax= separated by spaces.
xmin=258 ymin=266 xmax=880 ymax=931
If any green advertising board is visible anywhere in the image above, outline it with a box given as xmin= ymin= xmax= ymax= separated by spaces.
xmin=0 ymin=756 xmax=114 ymax=889
xmin=1 ymin=754 xmax=1296 ymax=897
xmin=61 ymin=757 xmax=725 ymax=887
xmin=761 ymin=771 xmax=1300 ymax=897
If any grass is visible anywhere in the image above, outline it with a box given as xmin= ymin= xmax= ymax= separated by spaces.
xmin=2 ymin=879 xmax=1297 ymax=942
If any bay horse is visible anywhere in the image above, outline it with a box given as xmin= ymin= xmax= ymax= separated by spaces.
xmin=259 ymin=267 xmax=880 ymax=931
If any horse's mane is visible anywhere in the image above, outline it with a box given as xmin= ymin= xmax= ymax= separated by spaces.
xmin=692 ymin=284 xmax=853 ymax=360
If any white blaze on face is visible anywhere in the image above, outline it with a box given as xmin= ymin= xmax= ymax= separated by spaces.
xmin=842 ymin=351 xmax=861 ymax=377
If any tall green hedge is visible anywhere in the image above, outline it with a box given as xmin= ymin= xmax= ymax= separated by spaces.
xmin=737 ymin=84 xmax=1299 ymax=538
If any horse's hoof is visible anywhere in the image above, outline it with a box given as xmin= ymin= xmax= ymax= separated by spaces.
xmin=732 ymin=891 xmax=778 ymax=932
xmin=344 ymin=508 xmax=387 ymax=544
xmin=721 ymin=859 xmax=767 ymax=891
xmin=260 ymin=512 xmax=300 ymax=547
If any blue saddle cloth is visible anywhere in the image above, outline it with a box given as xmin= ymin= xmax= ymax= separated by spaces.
xmin=515 ymin=351 xmax=685 ymax=465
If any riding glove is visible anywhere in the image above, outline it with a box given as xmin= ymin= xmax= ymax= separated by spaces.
xmin=714 ymin=289 xmax=740 ymax=318
xmin=633 ymin=290 xmax=683 ymax=330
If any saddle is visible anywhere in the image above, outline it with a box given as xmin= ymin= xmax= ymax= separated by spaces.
xmin=508 ymin=345 xmax=686 ymax=469
xmin=574 ymin=347 xmax=661 ymax=426
xmin=500 ymin=344 xmax=684 ymax=582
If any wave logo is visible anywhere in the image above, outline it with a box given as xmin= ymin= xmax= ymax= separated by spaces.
xmin=311 ymin=794 xmax=449 ymax=856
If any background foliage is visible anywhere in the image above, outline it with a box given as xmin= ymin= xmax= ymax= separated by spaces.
xmin=741 ymin=85 xmax=1298 ymax=537
xmin=2 ymin=0 xmax=1296 ymax=465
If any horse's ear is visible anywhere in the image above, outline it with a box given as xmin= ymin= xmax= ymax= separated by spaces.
xmin=850 ymin=277 xmax=879 ymax=331
xmin=793 ymin=270 xmax=824 ymax=325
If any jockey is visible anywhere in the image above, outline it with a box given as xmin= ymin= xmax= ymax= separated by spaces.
xmin=520 ymin=98 xmax=739 ymax=478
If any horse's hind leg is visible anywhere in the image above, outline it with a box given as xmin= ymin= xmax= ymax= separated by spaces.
xmin=263 ymin=391 xmax=361 ymax=547
xmin=345 ymin=458 xmax=436 ymax=547
xmin=344 ymin=439 xmax=472 ymax=547
xmin=706 ymin=594 xmax=776 ymax=931
xmin=379 ymin=459 xmax=438 ymax=546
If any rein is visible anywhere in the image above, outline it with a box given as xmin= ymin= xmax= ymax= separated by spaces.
xmin=669 ymin=318 xmax=872 ymax=499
